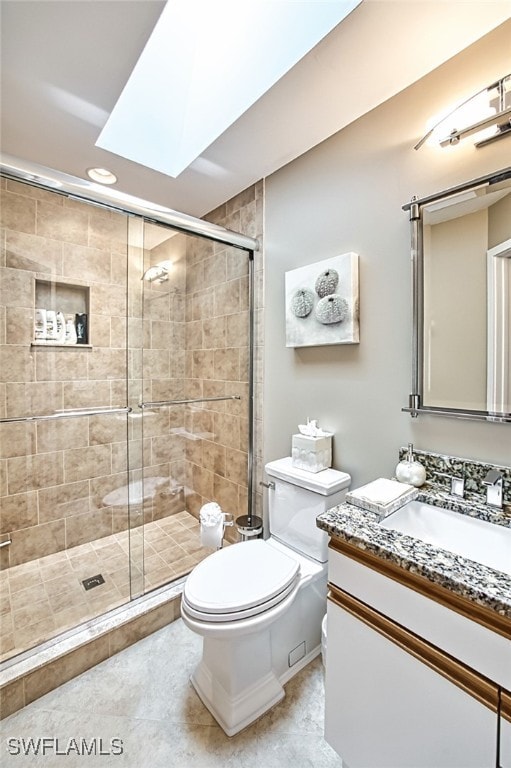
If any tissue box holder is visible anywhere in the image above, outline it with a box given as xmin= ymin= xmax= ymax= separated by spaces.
xmin=292 ymin=433 xmax=332 ymax=473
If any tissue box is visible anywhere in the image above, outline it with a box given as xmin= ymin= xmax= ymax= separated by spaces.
xmin=292 ymin=433 xmax=332 ymax=473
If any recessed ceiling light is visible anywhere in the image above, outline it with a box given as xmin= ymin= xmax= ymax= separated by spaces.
xmin=86 ymin=167 xmax=117 ymax=185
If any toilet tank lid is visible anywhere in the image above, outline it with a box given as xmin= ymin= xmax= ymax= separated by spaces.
xmin=264 ymin=457 xmax=351 ymax=496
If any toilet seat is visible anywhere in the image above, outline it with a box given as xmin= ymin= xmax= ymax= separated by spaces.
xmin=182 ymin=539 xmax=300 ymax=623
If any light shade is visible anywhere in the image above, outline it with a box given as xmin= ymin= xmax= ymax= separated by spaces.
xmin=96 ymin=0 xmax=360 ymax=178
xmin=415 ymin=73 xmax=511 ymax=150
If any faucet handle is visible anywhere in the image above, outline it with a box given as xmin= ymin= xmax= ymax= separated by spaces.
xmin=436 ymin=472 xmax=464 ymax=498
xmin=483 ymin=469 xmax=503 ymax=486
xmin=450 ymin=476 xmax=465 ymax=498
xmin=482 ymin=469 xmax=504 ymax=509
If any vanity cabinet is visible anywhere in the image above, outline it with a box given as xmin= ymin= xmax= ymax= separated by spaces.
xmin=325 ymin=541 xmax=511 ymax=768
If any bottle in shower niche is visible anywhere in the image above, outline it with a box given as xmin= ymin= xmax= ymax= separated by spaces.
xmin=75 ymin=313 xmax=88 ymax=344
xmin=64 ymin=314 xmax=77 ymax=344
xmin=45 ymin=310 xmax=58 ymax=341
xmin=55 ymin=311 xmax=66 ymax=343
xmin=34 ymin=308 xmax=47 ymax=341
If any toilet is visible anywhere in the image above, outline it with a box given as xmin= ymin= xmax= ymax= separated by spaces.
xmin=180 ymin=456 xmax=351 ymax=736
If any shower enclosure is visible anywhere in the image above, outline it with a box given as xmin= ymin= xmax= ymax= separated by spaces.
xmin=0 ymin=170 xmax=258 ymax=664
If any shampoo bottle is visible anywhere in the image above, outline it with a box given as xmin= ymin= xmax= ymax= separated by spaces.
xmin=45 ymin=310 xmax=57 ymax=341
xmin=34 ymin=308 xmax=47 ymax=341
xmin=56 ymin=311 xmax=66 ymax=343
xmin=75 ymin=313 xmax=88 ymax=344
xmin=65 ymin=314 xmax=77 ymax=344
xmin=395 ymin=443 xmax=426 ymax=487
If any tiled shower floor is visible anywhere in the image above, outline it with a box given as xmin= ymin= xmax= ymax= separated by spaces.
xmin=0 ymin=511 xmax=211 ymax=663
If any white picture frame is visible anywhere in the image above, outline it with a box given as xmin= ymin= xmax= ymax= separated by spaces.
xmin=285 ymin=252 xmax=359 ymax=347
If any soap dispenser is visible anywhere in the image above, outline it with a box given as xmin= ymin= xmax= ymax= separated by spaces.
xmin=395 ymin=443 xmax=426 ymax=487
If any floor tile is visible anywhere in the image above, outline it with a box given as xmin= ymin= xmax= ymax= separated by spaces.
xmin=0 ymin=619 xmax=343 ymax=768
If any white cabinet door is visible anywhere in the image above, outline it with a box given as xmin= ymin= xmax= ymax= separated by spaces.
xmin=501 ymin=692 xmax=511 ymax=768
xmin=325 ymin=598 xmax=497 ymax=768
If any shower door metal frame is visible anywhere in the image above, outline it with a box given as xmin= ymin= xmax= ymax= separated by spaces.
xmin=0 ymin=158 xmax=259 ymax=524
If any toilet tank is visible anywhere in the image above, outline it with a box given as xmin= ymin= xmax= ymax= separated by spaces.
xmin=265 ymin=457 xmax=351 ymax=563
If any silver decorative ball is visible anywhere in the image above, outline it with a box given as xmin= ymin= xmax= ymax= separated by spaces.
xmin=290 ymin=288 xmax=315 ymax=318
xmin=315 ymin=295 xmax=348 ymax=324
xmin=315 ymin=268 xmax=339 ymax=297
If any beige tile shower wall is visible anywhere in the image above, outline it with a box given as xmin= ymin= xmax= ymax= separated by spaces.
xmin=0 ymin=179 xmax=180 ymax=568
xmin=138 ymin=228 xmax=189 ymax=511
xmin=184 ymin=182 xmax=264 ymax=533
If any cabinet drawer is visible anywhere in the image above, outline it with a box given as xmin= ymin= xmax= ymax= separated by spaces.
xmin=326 ymin=587 xmax=498 ymax=768
xmin=328 ymin=540 xmax=511 ymax=687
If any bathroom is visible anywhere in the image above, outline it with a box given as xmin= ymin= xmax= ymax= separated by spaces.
xmin=1 ymin=2 xmax=511 ymax=766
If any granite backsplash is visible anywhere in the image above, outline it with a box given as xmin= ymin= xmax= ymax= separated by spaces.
xmin=398 ymin=446 xmax=511 ymax=510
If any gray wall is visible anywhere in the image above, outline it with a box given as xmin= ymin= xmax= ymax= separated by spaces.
xmin=263 ymin=20 xmax=511 ymax=491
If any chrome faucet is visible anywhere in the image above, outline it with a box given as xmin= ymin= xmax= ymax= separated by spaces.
xmin=482 ymin=469 xmax=503 ymax=509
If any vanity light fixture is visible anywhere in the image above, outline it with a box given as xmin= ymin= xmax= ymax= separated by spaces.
xmin=415 ymin=73 xmax=511 ymax=150
xmin=86 ymin=167 xmax=118 ymax=185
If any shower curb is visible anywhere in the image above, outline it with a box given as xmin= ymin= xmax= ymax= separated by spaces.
xmin=0 ymin=581 xmax=184 ymax=719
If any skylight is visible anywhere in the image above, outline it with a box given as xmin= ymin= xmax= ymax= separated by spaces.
xmin=96 ymin=0 xmax=360 ymax=178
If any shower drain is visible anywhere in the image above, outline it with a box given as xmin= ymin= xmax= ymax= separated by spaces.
xmin=82 ymin=574 xmax=105 ymax=591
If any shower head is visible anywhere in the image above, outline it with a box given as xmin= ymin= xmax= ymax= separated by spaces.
xmin=142 ymin=260 xmax=172 ymax=283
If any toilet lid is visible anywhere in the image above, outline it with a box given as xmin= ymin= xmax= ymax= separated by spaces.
xmin=184 ymin=540 xmax=300 ymax=617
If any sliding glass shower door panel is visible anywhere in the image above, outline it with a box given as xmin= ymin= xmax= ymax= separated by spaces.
xmin=136 ymin=221 xmax=252 ymax=593
xmin=0 ymin=183 xmax=133 ymax=660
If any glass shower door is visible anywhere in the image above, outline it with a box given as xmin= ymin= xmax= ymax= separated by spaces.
xmin=0 ymin=182 xmax=135 ymax=661
xmin=0 ymin=173 xmax=256 ymax=663
xmin=132 ymin=219 xmax=253 ymax=594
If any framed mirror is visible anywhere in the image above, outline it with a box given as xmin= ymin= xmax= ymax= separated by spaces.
xmin=403 ymin=167 xmax=511 ymax=423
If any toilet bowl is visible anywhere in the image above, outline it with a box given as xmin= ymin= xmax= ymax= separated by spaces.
xmin=180 ymin=457 xmax=350 ymax=736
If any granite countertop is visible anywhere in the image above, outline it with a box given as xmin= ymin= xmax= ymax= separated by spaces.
xmin=317 ymin=487 xmax=511 ymax=620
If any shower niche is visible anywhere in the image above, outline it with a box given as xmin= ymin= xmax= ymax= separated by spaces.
xmin=32 ymin=278 xmax=91 ymax=347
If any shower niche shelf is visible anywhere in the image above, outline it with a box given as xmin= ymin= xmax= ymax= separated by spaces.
xmin=32 ymin=278 xmax=92 ymax=348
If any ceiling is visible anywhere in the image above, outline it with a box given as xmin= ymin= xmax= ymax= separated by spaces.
xmin=1 ymin=1 xmax=510 ymax=218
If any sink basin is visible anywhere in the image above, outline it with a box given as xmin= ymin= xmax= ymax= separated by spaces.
xmin=379 ymin=500 xmax=511 ymax=576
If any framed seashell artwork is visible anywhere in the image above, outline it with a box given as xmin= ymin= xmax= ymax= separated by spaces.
xmin=285 ymin=252 xmax=359 ymax=347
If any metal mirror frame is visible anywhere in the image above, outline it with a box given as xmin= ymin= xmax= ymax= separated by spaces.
xmin=402 ymin=166 xmax=511 ymax=424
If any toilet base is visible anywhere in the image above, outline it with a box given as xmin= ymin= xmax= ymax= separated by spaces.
xmin=190 ymin=637 xmax=321 ymax=737
xmin=183 ymin=560 xmax=327 ymax=736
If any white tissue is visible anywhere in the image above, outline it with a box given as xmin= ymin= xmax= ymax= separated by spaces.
xmin=297 ymin=418 xmax=331 ymax=438
xmin=199 ymin=502 xmax=224 ymax=548
xmin=352 ymin=478 xmax=414 ymax=505
xmin=347 ymin=478 xmax=419 ymax=516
